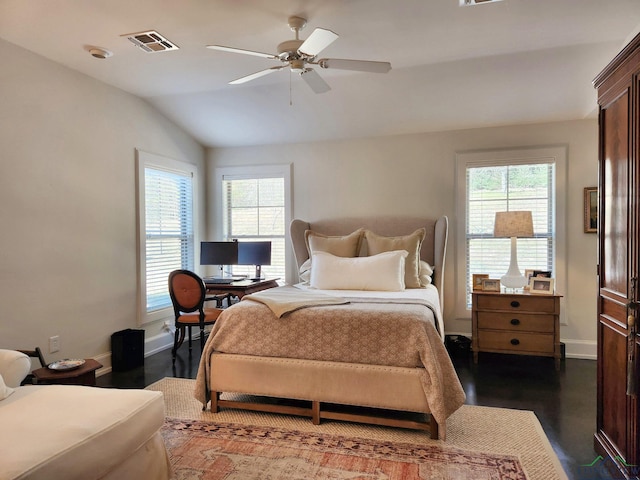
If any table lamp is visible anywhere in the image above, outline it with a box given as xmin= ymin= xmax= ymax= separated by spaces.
xmin=493 ymin=211 xmax=534 ymax=289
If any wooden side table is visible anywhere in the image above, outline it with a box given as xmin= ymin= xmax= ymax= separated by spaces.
xmin=472 ymin=291 xmax=562 ymax=370
xmin=33 ymin=359 xmax=102 ymax=386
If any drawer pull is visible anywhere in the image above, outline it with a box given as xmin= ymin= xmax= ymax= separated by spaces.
xmin=510 ymin=301 xmax=520 ymax=308
xmin=510 ymin=338 xmax=520 ymax=346
xmin=510 ymin=318 xmax=520 ymax=326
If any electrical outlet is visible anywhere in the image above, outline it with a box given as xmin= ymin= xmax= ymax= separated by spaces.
xmin=49 ymin=335 xmax=60 ymax=353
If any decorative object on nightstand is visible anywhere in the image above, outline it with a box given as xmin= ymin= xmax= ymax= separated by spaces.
xmin=472 ymin=291 xmax=562 ymax=370
xmin=493 ymin=211 xmax=534 ymax=289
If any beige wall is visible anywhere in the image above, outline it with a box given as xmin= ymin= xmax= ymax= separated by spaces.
xmin=0 ymin=39 xmax=205 ymax=367
xmin=0 ymin=35 xmax=599 ymax=365
xmin=208 ymin=120 xmax=599 ymax=358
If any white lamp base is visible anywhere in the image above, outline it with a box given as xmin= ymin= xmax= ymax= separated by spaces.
xmin=500 ymin=237 xmax=528 ymax=289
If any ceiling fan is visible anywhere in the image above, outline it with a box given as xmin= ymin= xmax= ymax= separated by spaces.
xmin=207 ymin=16 xmax=392 ymax=93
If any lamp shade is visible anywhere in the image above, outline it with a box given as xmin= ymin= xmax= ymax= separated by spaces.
xmin=493 ymin=211 xmax=534 ymax=238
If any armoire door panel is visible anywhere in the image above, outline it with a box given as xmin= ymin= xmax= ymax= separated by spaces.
xmin=595 ymin=31 xmax=640 ymax=479
xmin=601 ymin=92 xmax=630 ymax=298
xmin=599 ymin=320 xmax=631 ymax=459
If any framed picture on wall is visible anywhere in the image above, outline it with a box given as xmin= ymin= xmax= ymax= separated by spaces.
xmin=584 ymin=187 xmax=597 ymax=233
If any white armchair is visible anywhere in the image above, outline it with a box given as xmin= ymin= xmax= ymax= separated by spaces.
xmin=0 ymin=349 xmax=32 ymax=402
xmin=0 ymin=349 xmax=172 ymax=480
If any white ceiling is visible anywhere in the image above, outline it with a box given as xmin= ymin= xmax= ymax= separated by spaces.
xmin=1 ymin=0 xmax=639 ymax=147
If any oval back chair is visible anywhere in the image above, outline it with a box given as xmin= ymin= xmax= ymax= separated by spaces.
xmin=168 ymin=270 xmax=222 ymax=363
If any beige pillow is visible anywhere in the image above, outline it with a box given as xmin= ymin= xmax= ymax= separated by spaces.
xmin=310 ymin=250 xmax=407 ymax=291
xmin=365 ymin=228 xmax=426 ymax=288
xmin=305 ymin=229 xmax=364 ymax=258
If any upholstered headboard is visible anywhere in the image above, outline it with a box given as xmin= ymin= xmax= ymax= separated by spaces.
xmin=289 ymin=216 xmax=448 ymax=309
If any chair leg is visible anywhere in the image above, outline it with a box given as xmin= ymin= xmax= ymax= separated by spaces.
xmin=172 ymin=326 xmax=185 ymax=364
xmin=200 ymin=325 xmax=206 ymax=352
xmin=187 ymin=326 xmax=192 ymax=353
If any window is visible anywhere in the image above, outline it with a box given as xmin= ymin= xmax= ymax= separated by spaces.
xmin=455 ymin=147 xmax=566 ymax=315
xmin=137 ymin=150 xmax=198 ymax=324
xmin=216 ymin=165 xmax=291 ymax=282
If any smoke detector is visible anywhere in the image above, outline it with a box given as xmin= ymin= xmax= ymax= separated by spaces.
xmin=88 ymin=47 xmax=112 ymax=59
xmin=122 ymin=30 xmax=179 ymax=53
xmin=460 ymin=0 xmax=504 ymax=5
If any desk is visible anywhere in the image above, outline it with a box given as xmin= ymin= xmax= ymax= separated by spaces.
xmin=204 ymin=278 xmax=279 ymax=300
xmin=33 ymin=359 xmax=102 ymax=386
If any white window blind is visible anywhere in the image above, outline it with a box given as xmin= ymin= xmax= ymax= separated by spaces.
xmin=136 ymin=149 xmax=198 ymax=324
xmin=145 ymin=168 xmax=195 ymax=311
xmin=222 ymin=175 xmax=286 ymax=280
xmin=465 ymin=162 xmax=555 ymax=308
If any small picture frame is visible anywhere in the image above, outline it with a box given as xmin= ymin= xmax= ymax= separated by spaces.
xmin=481 ymin=278 xmax=501 ymax=292
xmin=584 ymin=187 xmax=597 ymax=234
xmin=523 ymin=269 xmax=535 ymax=290
xmin=473 ymin=274 xmax=489 ymax=291
xmin=529 ymin=277 xmax=555 ymax=295
xmin=533 ymin=270 xmax=552 ymax=278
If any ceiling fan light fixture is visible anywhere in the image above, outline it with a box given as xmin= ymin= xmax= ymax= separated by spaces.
xmin=290 ymin=59 xmax=305 ymax=73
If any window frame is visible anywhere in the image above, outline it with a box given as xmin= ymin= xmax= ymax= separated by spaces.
xmin=454 ymin=146 xmax=567 ymax=321
xmin=136 ymin=149 xmax=199 ymax=325
xmin=214 ymin=164 xmax=292 ymax=283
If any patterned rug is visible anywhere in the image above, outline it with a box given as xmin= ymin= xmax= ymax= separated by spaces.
xmin=148 ymin=377 xmax=568 ymax=480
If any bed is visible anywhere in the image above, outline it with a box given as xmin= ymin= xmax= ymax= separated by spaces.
xmin=195 ymin=216 xmax=465 ymax=439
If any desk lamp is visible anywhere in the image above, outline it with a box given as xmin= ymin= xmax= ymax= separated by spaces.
xmin=493 ymin=211 xmax=534 ymax=289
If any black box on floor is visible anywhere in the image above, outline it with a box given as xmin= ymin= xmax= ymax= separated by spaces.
xmin=111 ymin=329 xmax=144 ymax=372
xmin=445 ymin=335 xmax=471 ymax=357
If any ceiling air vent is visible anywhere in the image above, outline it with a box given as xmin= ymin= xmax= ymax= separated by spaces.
xmin=460 ymin=0 xmax=503 ymax=5
xmin=122 ymin=30 xmax=179 ymax=53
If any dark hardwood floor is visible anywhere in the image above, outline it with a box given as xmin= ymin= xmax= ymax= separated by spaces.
xmin=98 ymin=343 xmax=611 ymax=480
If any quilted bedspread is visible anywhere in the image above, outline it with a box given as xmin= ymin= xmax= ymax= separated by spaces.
xmin=194 ymin=287 xmax=466 ymax=425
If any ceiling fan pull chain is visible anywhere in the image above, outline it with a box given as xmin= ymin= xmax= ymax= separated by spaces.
xmin=289 ymin=70 xmax=293 ymax=106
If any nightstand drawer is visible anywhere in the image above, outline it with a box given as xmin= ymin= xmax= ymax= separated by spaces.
xmin=476 ymin=312 xmax=555 ymax=333
xmin=477 ymin=331 xmax=555 ymax=354
xmin=476 ymin=294 xmax=557 ymax=313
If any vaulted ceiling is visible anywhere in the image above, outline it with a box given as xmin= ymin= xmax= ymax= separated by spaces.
xmin=1 ymin=0 xmax=639 ymax=147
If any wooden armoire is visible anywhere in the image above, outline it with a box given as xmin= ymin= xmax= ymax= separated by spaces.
xmin=593 ymin=32 xmax=640 ymax=479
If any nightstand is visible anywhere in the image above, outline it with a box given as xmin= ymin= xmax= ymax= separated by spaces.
xmin=471 ymin=291 xmax=562 ymax=370
xmin=33 ymin=359 xmax=102 ymax=386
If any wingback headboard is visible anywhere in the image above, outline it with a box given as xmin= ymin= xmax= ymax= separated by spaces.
xmin=289 ymin=216 xmax=448 ymax=310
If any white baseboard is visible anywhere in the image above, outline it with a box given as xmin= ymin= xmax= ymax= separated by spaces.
xmin=445 ymin=331 xmax=597 ymax=361
xmin=561 ymin=338 xmax=597 ymax=360
xmin=95 ymin=331 xmax=174 ymax=377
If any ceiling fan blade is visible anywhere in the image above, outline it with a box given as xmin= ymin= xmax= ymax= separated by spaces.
xmin=207 ymin=45 xmax=277 ymax=59
xmin=300 ymin=68 xmax=331 ymax=94
xmin=229 ymin=66 xmax=286 ymax=85
xmin=318 ymin=58 xmax=391 ymax=73
xmin=298 ymin=28 xmax=338 ymax=57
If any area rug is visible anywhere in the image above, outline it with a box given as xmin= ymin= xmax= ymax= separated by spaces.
xmin=147 ymin=377 xmax=568 ymax=480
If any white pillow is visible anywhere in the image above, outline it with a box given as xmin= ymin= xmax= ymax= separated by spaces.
xmin=298 ymin=258 xmax=312 ymax=284
xmin=0 ymin=374 xmax=15 ymax=401
xmin=310 ymin=250 xmax=408 ymax=291
xmin=419 ymin=260 xmax=434 ymax=286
